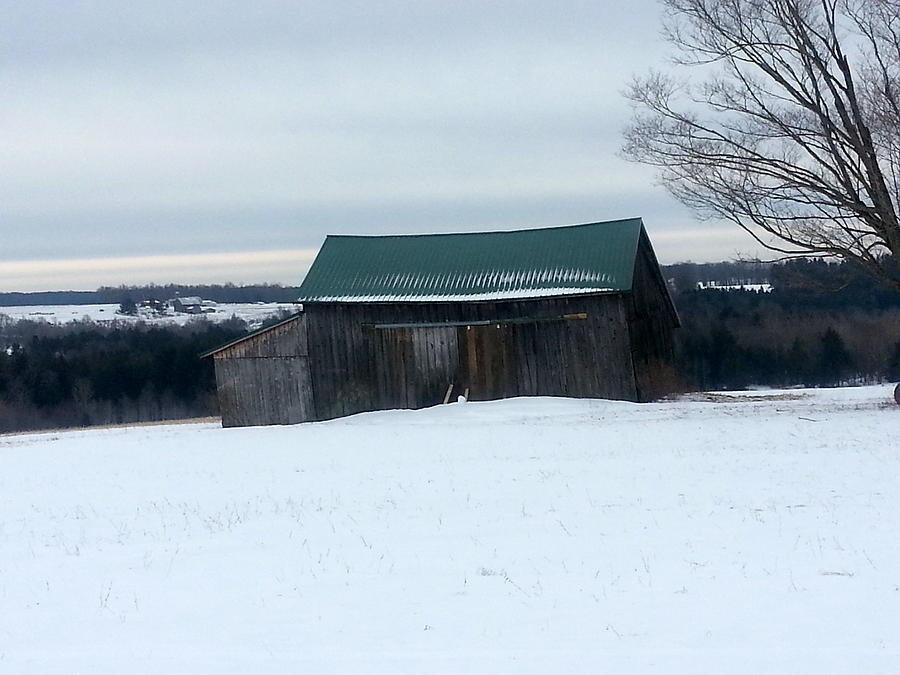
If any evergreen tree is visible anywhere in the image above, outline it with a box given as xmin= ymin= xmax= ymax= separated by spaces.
xmin=118 ymin=297 xmax=137 ymax=316
xmin=887 ymin=342 xmax=900 ymax=382
xmin=818 ymin=329 xmax=854 ymax=386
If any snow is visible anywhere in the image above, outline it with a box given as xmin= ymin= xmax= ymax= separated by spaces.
xmin=697 ymin=281 xmax=773 ymax=292
xmin=306 ymin=287 xmax=616 ymax=302
xmin=0 ymin=302 xmax=298 ymax=328
xmin=2 ymin=385 xmax=899 ymax=673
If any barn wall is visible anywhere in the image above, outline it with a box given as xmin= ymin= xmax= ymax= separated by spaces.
xmin=304 ymin=294 xmax=639 ymax=421
xmin=209 ymin=284 xmax=679 ymax=426
xmin=212 ymin=316 xmax=314 ymax=427
xmin=626 ymin=235 xmax=679 ymax=401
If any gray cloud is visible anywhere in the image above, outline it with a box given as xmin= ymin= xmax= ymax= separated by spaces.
xmin=0 ymin=0 xmax=760 ymax=289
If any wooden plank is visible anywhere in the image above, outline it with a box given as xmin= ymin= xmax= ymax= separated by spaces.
xmin=214 ymin=354 xmax=314 ymax=426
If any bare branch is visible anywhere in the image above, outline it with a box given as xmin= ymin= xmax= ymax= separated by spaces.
xmin=623 ymin=0 xmax=900 ymax=288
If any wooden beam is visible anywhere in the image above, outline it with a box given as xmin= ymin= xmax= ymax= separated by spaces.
xmin=442 ymin=383 xmax=454 ymax=405
xmin=371 ymin=313 xmax=590 ymax=330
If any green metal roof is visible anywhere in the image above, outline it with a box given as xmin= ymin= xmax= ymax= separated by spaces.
xmin=297 ymin=218 xmax=645 ymax=303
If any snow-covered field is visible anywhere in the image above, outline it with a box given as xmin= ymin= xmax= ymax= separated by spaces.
xmin=2 ymin=385 xmax=899 ymax=673
xmin=0 ymin=303 xmax=298 ymax=328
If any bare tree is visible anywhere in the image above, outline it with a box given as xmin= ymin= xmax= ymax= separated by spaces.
xmin=623 ymin=0 xmax=900 ymax=287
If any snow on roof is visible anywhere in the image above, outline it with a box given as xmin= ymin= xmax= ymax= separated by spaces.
xmin=308 ymin=286 xmax=617 ymax=303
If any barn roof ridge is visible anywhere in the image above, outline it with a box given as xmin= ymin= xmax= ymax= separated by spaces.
xmin=324 ymin=217 xmax=643 ymax=240
xmin=298 ymin=217 xmax=649 ymax=303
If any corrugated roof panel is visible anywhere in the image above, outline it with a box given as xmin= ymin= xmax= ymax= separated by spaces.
xmin=297 ymin=218 xmax=644 ymax=303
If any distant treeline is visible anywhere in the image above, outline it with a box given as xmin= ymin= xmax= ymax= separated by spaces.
xmin=0 ymin=283 xmax=301 ymax=307
xmin=0 ymin=317 xmax=250 ymax=433
xmin=673 ymin=290 xmax=900 ymax=391
xmin=665 ymin=257 xmax=900 ymax=310
xmin=669 ymin=259 xmax=900 ymax=391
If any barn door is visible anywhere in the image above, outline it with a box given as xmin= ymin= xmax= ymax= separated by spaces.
xmin=373 ymin=327 xmax=414 ymax=409
xmin=373 ymin=326 xmax=460 ymax=409
xmin=411 ymin=327 xmax=460 ymax=406
xmin=459 ymin=323 xmax=515 ymax=401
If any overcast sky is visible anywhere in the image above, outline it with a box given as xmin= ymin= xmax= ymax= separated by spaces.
xmin=1 ymin=0 xmax=764 ymax=292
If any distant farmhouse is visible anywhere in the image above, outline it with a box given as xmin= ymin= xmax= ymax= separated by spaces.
xmin=170 ymin=296 xmax=205 ymax=314
xmin=204 ymin=218 xmax=679 ymax=427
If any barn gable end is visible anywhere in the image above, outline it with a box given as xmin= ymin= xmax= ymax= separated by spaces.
xmin=625 ymin=227 xmax=680 ymax=400
xmin=205 ymin=218 xmax=678 ymax=426
xmin=205 ymin=315 xmax=314 ymax=427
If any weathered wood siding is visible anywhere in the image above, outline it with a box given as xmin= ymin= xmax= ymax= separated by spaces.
xmin=626 ymin=232 xmax=679 ymax=401
xmin=303 ymin=293 xmax=639 ymax=421
xmin=212 ymin=316 xmax=314 ymax=426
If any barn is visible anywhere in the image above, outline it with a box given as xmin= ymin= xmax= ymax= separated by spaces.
xmin=204 ymin=218 xmax=679 ymax=427
xmin=170 ymin=296 xmax=204 ymax=314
